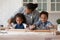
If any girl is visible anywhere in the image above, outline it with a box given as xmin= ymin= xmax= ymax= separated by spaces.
xmin=8 ymin=13 xmax=27 ymax=29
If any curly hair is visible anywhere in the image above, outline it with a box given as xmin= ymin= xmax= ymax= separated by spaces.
xmin=11 ymin=13 xmax=26 ymax=24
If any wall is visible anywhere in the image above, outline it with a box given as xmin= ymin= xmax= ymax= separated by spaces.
xmin=49 ymin=13 xmax=60 ymax=25
xmin=0 ymin=0 xmax=23 ymax=26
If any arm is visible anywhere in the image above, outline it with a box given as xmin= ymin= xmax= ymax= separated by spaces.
xmin=47 ymin=22 xmax=54 ymax=29
xmin=33 ymin=10 xmax=40 ymax=24
xmin=28 ymin=21 xmax=40 ymax=30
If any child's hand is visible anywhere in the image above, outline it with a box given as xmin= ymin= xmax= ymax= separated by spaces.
xmin=48 ymin=26 xmax=54 ymax=29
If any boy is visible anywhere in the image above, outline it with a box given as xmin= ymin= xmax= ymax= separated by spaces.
xmin=33 ymin=11 xmax=53 ymax=30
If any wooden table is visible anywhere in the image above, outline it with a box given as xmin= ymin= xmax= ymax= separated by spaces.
xmin=0 ymin=25 xmax=59 ymax=40
xmin=0 ymin=29 xmax=55 ymax=35
xmin=0 ymin=29 xmax=59 ymax=40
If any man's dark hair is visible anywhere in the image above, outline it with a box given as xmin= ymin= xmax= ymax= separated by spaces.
xmin=40 ymin=11 xmax=49 ymax=18
xmin=26 ymin=3 xmax=38 ymax=11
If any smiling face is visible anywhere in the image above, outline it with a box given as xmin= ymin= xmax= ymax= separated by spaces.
xmin=40 ymin=14 xmax=48 ymax=23
xmin=16 ymin=17 xmax=23 ymax=24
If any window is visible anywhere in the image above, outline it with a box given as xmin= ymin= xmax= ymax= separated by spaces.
xmin=51 ymin=0 xmax=60 ymax=11
xmin=23 ymin=0 xmax=60 ymax=13
xmin=23 ymin=0 xmax=33 ymax=6
xmin=37 ymin=0 xmax=47 ymax=11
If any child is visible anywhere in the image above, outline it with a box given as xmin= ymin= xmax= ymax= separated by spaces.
xmin=7 ymin=13 xmax=27 ymax=29
xmin=33 ymin=11 xmax=53 ymax=30
xmin=14 ymin=13 xmax=27 ymax=29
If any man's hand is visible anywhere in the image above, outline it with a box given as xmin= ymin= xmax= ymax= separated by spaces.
xmin=29 ymin=25 xmax=35 ymax=30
